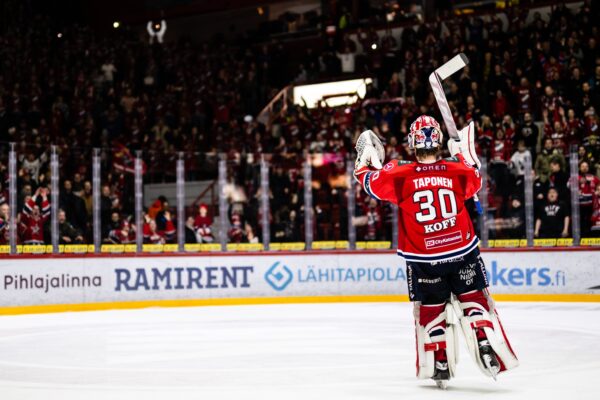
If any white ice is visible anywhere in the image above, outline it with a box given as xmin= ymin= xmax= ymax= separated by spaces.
xmin=0 ymin=302 xmax=599 ymax=400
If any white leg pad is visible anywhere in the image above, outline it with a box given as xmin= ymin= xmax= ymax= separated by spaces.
xmin=451 ymin=298 xmax=519 ymax=377
xmin=414 ymin=303 xmax=459 ymax=380
xmin=444 ymin=302 xmax=460 ymax=378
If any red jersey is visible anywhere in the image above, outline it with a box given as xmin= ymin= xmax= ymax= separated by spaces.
xmin=358 ymin=154 xmax=482 ymax=262
xmin=19 ymin=198 xmax=50 ymax=245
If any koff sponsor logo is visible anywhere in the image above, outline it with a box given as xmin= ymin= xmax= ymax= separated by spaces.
xmin=424 ymin=216 xmax=457 ymax=233
xmin=424 ymin=231 xmax=462 ymax=249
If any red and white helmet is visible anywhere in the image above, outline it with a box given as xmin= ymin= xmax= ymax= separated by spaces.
xmin=408 ymin=115 xmax=443 ymax=150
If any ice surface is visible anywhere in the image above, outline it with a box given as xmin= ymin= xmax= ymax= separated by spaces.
xmin=0 ymin=302 xmax=599 ymax=400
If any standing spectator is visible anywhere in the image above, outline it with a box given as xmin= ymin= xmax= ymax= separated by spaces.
xmin=535 ymin=188 xmax=570 ymax=239
xmin=514 ymin=78 xmax=533 ymax=116
xmin=100 ymin=185 xmax=113 ymax=235
xmin=81 ymin=181 xmax=93 ymax=219
xmin=19 ymin=188 xmax=50 ymax=244
xmin=492 ymin=90 xmax=508 ymax=120
xmin=510 ymin=140 xmax=532 ymax=178
xmin=565 ymin=108 xmax=583 ymax=148
xmin=364 ymin=198 xmax=382 ymax=241
xmin=489 ymin=127 xmax=512 ymax=201
xmin=548 ymin=159 xmax=570 ymax=202
xmin=337 ymin=45 xmax=356 ymax=74
xmin=535 ymin=138 xmax=565 ymax=183
xmin=577 ymin=161 xmax=600 ymax=235
xmin=0 ymin=203 xmax=12 ymax=244
xmin=101 ymin=59 xmax=117 ymax=84
xmin=59 ymin=180 xmax=87 ymax=232
xmin=591 ymin=185 xmax=600 ymax=236
xmin=21 ymin=152 xmax=47 ymax=184
xmin=514 ymin=113 xmax=539 ymax=157
xmin=0 ymin=182 xmax=7 ymax=205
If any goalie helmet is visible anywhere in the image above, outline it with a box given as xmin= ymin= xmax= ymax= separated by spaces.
xmin=409 ymin=115 xmax=443 ymax=150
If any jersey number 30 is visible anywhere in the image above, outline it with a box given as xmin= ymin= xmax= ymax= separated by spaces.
xmin=413 ymin=189 xmax=457 ymax=222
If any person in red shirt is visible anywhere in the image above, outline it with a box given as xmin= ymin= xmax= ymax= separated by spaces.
xmin=107 ymin=220 xmax=136 ymax=244
xmin=0 ymin=203 xmax=15 ymax=245
xmin=354 ymin=116 xmax=518 ymax=388
xmin=489 ymin=127 xmax=512 ymax=201
xmin=577 ymin=161 xmax=600 ymax=235
xmin=143 ymin=213 xmax=175 ymax=244
xmin=19 ymin=187 xmax=50 ymax=245
xmin=193 ymin=203 xmax=214 ymax=243
xmin=591 ymin=185 xmax=600 ymax=236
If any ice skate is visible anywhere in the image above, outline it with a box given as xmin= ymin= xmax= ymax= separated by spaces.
xmin=432 ymin=361 xmax=450 ymax=389
xmin=478 ymin=339 xmax=501 ymax=380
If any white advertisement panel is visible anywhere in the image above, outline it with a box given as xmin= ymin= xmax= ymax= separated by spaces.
xmin=0 ymin=251 xmax=599 ymax=308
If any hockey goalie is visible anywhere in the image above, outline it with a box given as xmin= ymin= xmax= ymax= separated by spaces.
xmin=354 ymin=116 xmax=519 ymax=389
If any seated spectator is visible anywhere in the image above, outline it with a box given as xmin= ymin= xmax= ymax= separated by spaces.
xmin=493 ymin=197 xmax=525 ymax=239
xmin=276 ymin=209 xmax=301 ymax=242
xmin=143 ymin=214 xmax=175 ymax=244
xmin=245 ymin=223 xmax=260 ymax=244
xmin=228 ymin=210 xmax=245 ymax=243
xmin=151 ymin=196 xmax=171 ymax=230
xmin=193 ymin=204 xmax=214 ymax=243
xmin=19 ymin=188 xmax=50 ymax=245
xmin=107 ymin=220 xmax=136 ymax=244
xmin=535 ymin=188 xmax=570 ymax=239
xmin=185 ymin=216 xmax=198 ymax=244
xmin=58 ymin=209 xmax=84 ymax=244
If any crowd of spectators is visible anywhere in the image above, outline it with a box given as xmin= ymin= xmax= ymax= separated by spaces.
xmin=0 ymin=1 xmax=599 ymax=247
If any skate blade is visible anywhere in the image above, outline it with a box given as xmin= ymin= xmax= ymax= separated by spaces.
xmin=483 ymin=357 xmax=499 ymax=380
xmin=435 ymin=380 xmax=448 ymax=390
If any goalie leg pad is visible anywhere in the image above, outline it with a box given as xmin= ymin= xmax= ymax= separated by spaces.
xmin=414 ymin=302 xmax=458 ymax=379
xmin=453 ymin=290 xmax=519 ymax=377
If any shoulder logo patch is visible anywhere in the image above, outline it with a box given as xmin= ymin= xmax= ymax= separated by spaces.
xmin=397 ymin=160 xmax=413 ymax=165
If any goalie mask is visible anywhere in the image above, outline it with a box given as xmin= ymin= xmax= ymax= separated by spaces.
xmin=409 ymin=115 xmax=443 ymax=150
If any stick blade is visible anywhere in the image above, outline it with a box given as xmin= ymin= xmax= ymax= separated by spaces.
xmin=435 ymin=53 xmax=469 ymax=80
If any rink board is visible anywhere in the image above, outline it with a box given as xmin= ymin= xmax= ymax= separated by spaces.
xmin=0 ymin=250 xmax=599 ymax=314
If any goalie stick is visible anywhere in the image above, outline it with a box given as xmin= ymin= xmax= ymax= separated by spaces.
xmin=429 ymin=53 xmax=483 ymax=214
